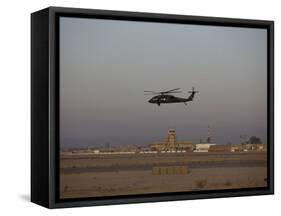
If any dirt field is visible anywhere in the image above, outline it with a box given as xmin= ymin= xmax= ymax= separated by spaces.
xmin=60 ymin=152 xmax=267 ymax=199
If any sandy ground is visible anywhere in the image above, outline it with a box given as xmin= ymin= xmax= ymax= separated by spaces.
xmin=60 ymin=152 xmax=267 ymax=199
xmin=60 ymin=167 xmax=267 ymax=198
xmin=60 ymin=152 xmax=266 ymax=168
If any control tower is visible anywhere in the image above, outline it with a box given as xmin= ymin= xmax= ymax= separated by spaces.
xmin=165 ymin=129 xmax=177 ymax=149
xmin=149 ymin=129 xmax=193 ymax=152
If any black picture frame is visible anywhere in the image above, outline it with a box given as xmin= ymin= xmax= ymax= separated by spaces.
xmin=31 ymin=6 xmax=274 ymax=208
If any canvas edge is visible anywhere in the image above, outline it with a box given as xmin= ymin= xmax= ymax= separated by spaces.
xmin=31 ymin=6 xmax=274 ymax=209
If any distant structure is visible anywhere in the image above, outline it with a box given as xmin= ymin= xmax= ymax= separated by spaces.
xmin=194 ymin=143 xmax=216 ymax=152
xmin=208 ymin=144 xmax=231 ymax=152
xmin=105 ymin=141 xmax=110 ymax=149
xmin=206 ymin=125 xmax=212 ymax=143
xmin=209 ymin=143 xmax=267 ymax=152
xmin=166 ymin=129 xmax=177 ymax=149
xmin=149 ymin=129 xmax=194 ymax=152
xmin=240 ymin=135 xmax=248 ymax=144
xmin=194 ymin=125 xmax=216 ymax=152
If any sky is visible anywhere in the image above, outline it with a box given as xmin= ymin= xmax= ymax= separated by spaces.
xmin=60 ymin=17 xmax=267 ymax=149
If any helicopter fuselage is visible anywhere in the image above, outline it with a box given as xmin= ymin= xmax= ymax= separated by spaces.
xmin=148 ymin=94 xmax=192 ymax=105
xmin=145 ymin=87 xmax=198 ymax=106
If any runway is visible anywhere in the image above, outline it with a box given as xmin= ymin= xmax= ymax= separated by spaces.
xmin=61 ymin=159 xmax=266 ymax=174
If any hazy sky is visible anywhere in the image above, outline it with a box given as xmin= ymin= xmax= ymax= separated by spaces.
xmin=60 ymin=17 xmax=267 ymax=148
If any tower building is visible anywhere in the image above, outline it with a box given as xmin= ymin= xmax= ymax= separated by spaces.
xmin=149 ymin=129 xmax=193 ymax=152
xmin=166 ymin=129 xmax=177 ymax=149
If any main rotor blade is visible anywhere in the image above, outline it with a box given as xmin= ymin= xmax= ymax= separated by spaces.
xmin=144 ymin=88 xmax=181 ymax=95
xmin=144 ymin=93 xmax=159 ymax=95
xmin=144 ymin=90 xmax=159 ymax=93
xmin=167 ymin=91 xmax=182 ymax=93
xmin=165 ymin=88 xmax=181 ymax=93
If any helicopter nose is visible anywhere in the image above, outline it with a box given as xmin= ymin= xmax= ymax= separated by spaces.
xmin=148 ymin=99 xmax=153 ymax=103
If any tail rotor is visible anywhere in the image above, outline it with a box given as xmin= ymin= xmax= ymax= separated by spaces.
xmin=188 ymin=87 xmax=199 ymax=94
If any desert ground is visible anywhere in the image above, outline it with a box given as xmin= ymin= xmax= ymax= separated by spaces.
xmin=60 ymin=152 xmax=267 ymax=199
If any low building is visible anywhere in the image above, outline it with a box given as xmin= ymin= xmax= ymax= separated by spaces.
xmin=208 ymin=143 xmax=267 ymax=152
xmin=242 ymin=143 xmax=267 ymax=151
xmin=208 ymin=144 xmax=232 ymax=152
xmin=177 ymin=141 xmax=194 ymax=151
xmin=230 ymin=144 xmax=243 ymax=152
xmin=194 ymin=143 xmax=216 ymax=152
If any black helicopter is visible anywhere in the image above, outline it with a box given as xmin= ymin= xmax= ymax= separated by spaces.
xmin=144 ymin=87 xmax=198 ymax=106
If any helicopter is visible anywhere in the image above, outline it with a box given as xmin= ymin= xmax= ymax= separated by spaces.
xmin=144 ymin=87 xmax=198 ymax=106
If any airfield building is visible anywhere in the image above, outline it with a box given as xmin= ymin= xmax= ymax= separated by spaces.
xmin=194 ymin=143 xmax=217 ymax=152
xmin=208 ymin=143 xmax=267 ymax=152
xmin=149 ymin=129 xmax=194 ymax=152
